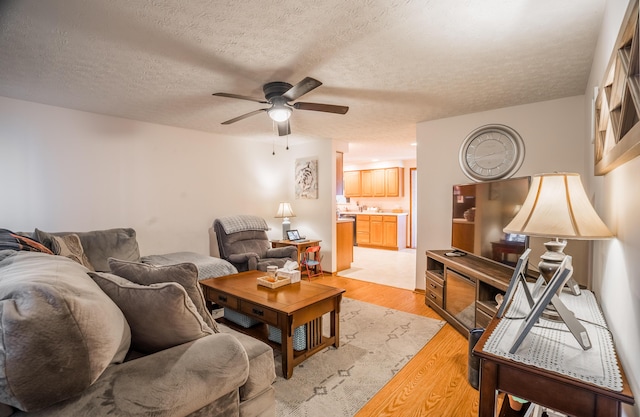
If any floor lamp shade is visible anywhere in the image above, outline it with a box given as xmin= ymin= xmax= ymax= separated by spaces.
xmin=275 ymin=202 xmax=296 ymax=240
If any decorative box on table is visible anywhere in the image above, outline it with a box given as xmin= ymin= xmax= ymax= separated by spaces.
xmin=277 ymin=268 xmax=301 ymax=283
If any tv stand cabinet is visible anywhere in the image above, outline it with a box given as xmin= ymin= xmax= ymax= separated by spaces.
xmin=425 ymin=250 xmax=517 ymax=336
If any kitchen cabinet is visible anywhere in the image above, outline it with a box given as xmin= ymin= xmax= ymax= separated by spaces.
xmin=360 ymin=170 xmax=373 ymax=197
xmin=344 ymin=171 xmax=361 ymax=197
xmin=336 ymin=219 xmax=354 ymax=271
xmin=356 ymin=213 xmax=407 ymax=250
xmin=342 ymin=167 xmax=403 ymax=198
xmin=356 ymin=214 xmax=370 ymax=244
xmin=373 ymin=170 xmax=386 ymax=197
xmin=384 ymin=168 xmax=402 ymax=197
xmin=369 ymin=215 xmax=383 ymax=245
xmin=383 ymin=216 xmax=398 ymax=247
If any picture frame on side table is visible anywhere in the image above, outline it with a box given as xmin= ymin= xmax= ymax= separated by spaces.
xmin=496 ymin=248 xmax=534 ymax=318
xmin=509 ymin=256 xmax=592 ymax=354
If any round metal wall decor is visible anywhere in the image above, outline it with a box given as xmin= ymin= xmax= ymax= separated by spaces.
xmin=458 ymin=124 xmax=525 ymax=181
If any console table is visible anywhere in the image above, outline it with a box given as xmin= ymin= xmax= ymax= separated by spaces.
xmin=473 ymin=295 xmax=634 ymax=417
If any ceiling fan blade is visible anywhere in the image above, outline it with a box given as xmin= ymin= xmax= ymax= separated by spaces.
xmin=221 ymin=109 xmax=267 ymax=125
xmin=282 ymin=77 xmax=322 ymax=101
xmin=277 ymin=120 xmax=291 ymax=136
xmin=212 ymin=92 xmax=267 ymax=104
xmin=293 ymin=102 xmax=349 ymax=114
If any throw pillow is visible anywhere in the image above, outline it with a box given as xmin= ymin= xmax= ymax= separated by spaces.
xmin=0 ymin=252 xmax=131 ymax=412
xmin=50 ymin=234 xmax=95 ymax=271
xmin=108 ymin=258 xmax=219 ymax=332
xmin=89 ymin=272 xmax=215 ymax=353
xmin=35 ymin=228 xmax=140 ymax=272
xmin=0 ymin=229 xmax=53 ymax=254
xmin=32 ymin=228 xmax=59 ymax=253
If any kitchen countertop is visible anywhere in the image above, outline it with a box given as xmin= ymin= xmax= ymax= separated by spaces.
xmin=339 ymin=211 xmax=408 ymax=216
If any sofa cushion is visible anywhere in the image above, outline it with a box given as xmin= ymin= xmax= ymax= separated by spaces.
xmin=90 ymin=272 xmax=215 ymax=353
xmin=0 ymin=252 xmax=131 ymax=412
xmin=219 ymin=324 xmax=276 ymax=402
xmin=11 ymin=334 xmax=251 ymax=417
xmin=35 ymin=228 xmax=140 ymax=272
xmin=50 ymin=234 xmax=95 ymax=271
xmin=108 ymin=258 xmax=219 ymax=332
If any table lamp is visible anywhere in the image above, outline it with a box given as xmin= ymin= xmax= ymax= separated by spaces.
xmin=503 ymin=172 xmax=613 ymax=297
xmin=275 ymin=202 xmax=295 ymax=240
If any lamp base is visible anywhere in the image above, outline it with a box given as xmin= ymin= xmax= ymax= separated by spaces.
xmin=282 ymin=218 xmax=290 ymax=240
xmin=537 ymin=239 xmax=580 ymax=321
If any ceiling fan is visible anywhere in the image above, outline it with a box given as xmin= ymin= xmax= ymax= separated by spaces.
xmin=212 ymin=77 xmax=349 ymax=136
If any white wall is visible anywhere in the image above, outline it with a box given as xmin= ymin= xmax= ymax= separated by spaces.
xmin=416 ymin=95 xmax=588 ymax=291
xmin=0 ymin=96 xmax=337 ymax=271
xmin=585 ymin=0 xmax=639 ymax=415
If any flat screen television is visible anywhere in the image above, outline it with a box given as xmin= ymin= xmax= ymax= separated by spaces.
xmin=451 ymin=176 xmax=530 ymax=268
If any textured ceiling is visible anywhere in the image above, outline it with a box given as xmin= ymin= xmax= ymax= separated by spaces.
xmin=0 ymin=0 xmax=606 ymax=163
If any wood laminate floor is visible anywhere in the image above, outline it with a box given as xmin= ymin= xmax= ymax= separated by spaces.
xmin=318 ymin=274 xmax=480 ymax=417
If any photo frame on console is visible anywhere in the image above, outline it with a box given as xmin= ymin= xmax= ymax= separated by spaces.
xmin=496 ymin=248 xmax=533 ymax=318
xmin=509 ymin=256 xmax=591 ymax=354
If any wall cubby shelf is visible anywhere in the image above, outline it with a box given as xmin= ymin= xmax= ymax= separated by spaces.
xmin=594 ymin=0 xmax=640 ymax=175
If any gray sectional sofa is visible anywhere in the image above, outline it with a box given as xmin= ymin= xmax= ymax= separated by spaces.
xmin=0 ymin=228 xmax=276 ymax=417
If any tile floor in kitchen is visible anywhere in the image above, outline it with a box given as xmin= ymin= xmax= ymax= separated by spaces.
xmin=337 ymin=246 xmax=417 ymax=291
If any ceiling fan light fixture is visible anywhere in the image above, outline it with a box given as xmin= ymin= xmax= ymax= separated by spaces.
xmin=267 ymin=105 xmax=292 ymax=122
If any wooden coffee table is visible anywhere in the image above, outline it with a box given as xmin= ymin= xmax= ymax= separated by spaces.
xmin=199 ymin=270 xmax=345 ymax=379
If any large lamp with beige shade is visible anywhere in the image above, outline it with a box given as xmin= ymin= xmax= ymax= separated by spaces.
xmin=504 ymin=172 xmax=614 ymax=296
xmin=503 ymin=172 xmax=614 ymax=352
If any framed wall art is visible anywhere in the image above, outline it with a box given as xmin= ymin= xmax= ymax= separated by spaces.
xmin=295 ymin=158 xmax=318 ymax=199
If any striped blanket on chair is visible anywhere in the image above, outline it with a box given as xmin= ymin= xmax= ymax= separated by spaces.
xmin=216 ymin=215 xmax=269 ymax=234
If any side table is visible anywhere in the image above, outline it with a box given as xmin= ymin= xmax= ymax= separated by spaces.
xmin=271 ymin=239 xmax=321 ymax=268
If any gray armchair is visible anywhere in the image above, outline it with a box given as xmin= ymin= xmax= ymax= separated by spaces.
xmin=213 ymin=216 xmax=297 ymax=272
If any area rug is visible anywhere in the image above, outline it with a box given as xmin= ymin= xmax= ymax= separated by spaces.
xmin=273 ymin=297 xmax=445 ymax=417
